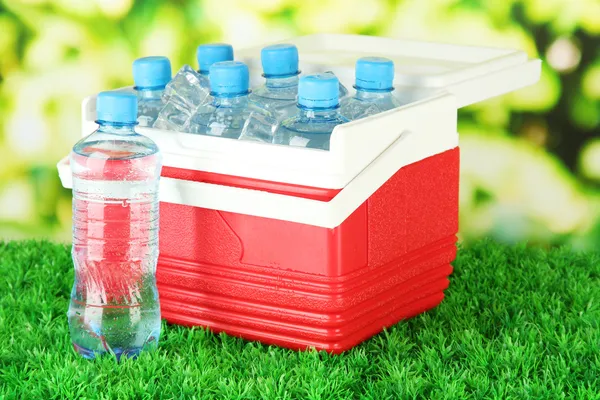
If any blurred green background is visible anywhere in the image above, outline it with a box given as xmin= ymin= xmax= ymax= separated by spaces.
xmin=0 ymin=0 xmax=598 ymax=249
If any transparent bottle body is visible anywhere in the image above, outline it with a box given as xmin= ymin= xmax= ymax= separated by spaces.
xmin=187 ymin=94 xmax=276 ymax=143
xmin=275 ymin=107 xmax=349 ymax=151
xmin=248 ymin=75 xmax=299 ymax=122
xmin=69 ymin=123 xmax=162 ymax=360
xmin=340 ymin=90 xmax=403 ymax=121
xmin=136 ymin=88 xmax=165 ymax=127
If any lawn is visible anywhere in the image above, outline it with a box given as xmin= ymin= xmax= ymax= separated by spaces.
xmin=0 ymin=240 xmax=598 ymax=399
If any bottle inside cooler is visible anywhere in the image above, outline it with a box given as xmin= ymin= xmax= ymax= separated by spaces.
xmin=196 ymin=43 xmax=235 ymax=89
xmin=187 ymin=61 xmax=277 ymax=142
xmin=249 ymin=44 xmax=300 ymax=121
xmin=69 ymin=92 xmax=163 ymax=360
xmin=132 ymin=56 xmax=172 ymax=127
xmin=340 ymin=57 xmax=402 ymax=120
xmin=275 ymin=73 xmax=349 ymax=150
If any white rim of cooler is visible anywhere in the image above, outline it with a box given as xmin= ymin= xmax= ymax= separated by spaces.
xmin=80 ymin=92 xmax=460 ymax=190
xmin=60 ymin=93 xmax=458 ymax=228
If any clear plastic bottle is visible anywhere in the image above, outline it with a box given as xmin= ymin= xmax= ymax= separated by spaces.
xmin=275 ymin=73 xmax=349 ymax=150
xmin=69 ymin=92 xmax=162 ymax=360
xmin=340 ymin=57 xmax=402 ymax=120
xmin=248 ymin=44 xmax=299 ymax=121
xmin=196 ymin=43 xmax=234 ymax=89
xmin=132 ymin=56 xmax=172 ymax=127
xmin=187 ymin=61 xmax=276 ymax=142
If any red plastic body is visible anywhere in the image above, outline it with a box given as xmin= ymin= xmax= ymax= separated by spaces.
xmin=156 ymin=148 xmax=460 ymax=353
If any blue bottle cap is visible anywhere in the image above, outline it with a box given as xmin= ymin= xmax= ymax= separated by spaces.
xmin=96 ymin=91 xmax=138 ymax=124
xmin=132 ymin=56 xmax=172 ymax=89
xmin=298 ymin=73 xmax=339 ymax=109
xmin=355 ymin=57 xmax=395 ymax=91
xmin=209 ymin=61 xmax=250 ymax=96
xmin=261 ymin=44 xmax=299 ymax=78
xmin=197 ymin=43 xmax=234 ymax=73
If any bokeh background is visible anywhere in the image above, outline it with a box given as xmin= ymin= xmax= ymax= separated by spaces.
xmin=0 ymin=0 xmax=598 ymax=249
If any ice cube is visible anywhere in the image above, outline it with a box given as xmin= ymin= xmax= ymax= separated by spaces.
xmin=239 ymin=112 xmax=279 ymax=143
xmin=163 ymin=65 xmax=211 ymax=109
xmin=153 ymin=101 xmax=192 ymax=132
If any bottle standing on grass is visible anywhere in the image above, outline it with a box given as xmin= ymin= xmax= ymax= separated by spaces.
xmin=340 ymin=57 xmax=402 ymax=120
xmin=249 ymin=44 xmax=300 ymax=121
xmin=69 ymin=92 xmax=162 ymax=360
xmin=187 ymin=61 xmax=276 ymax=142
xmin=133 ymin=56 xmax=172 ymax=127
xmin=275 ymin=73 xmax=349 ymax=150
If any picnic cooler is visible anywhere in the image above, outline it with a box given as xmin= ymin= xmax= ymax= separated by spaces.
xmin=57 ymin=34 xmax=541 ymax=353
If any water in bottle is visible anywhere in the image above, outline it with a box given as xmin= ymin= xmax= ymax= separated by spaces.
xmin=133 ymin=56 xmax=172 ymax=127
xmin=69 ymin=91 xmax=162 ymax=360
xmin=248 ymin=44 xmax=299 ymax=121
xmin=187 ymin=61 xmax=277 ymax=142
xmin=155 ymin=43 xmax=234 ymax=132
xmin=340 ymin=57 xmax=402 ymax=120
xmin=275 ymin=73 xmax=349 ymax=150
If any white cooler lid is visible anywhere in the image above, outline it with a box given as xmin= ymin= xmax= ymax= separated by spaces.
xmin=237 ymin=34 xmax=540 ymax=108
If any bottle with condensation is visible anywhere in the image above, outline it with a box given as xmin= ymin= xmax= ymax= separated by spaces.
xmin=275 ymin=73 xmax=349 ymax=150
xmin=133 ymin=56 xmax=172 ymax=127
xmin=69 ymin=91 xmax=162 ymax=360
xmin=187 ymin=61 xmax=276 ymax=142
xmin=248 ymin=44 xmax=300 ymax=121
xmin=340 ymin=57 xmax=402 ymax=121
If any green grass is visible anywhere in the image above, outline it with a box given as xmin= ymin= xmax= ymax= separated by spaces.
xmin=0 ymin=240 xmax=598 ymax=399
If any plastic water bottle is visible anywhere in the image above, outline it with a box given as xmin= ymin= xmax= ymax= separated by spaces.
xmin=133 ymin=56 xmax=172 ymax=127
xmin=187 ymin=61 xmax=276 ymax=142
xmin=340 ymin=57 xmax=402 ymax=120
xmin=196 ymin=43 xmax=235 ymax=89
xmin=275 ymin=73 xmax=349 ymax=150
xmin=248 ymin=44 xmax=299 ymax=121
xmin=69 ymin=92 xmax=162 ymax=360
xmin=155 ymin=44 xmax=234 ymax=132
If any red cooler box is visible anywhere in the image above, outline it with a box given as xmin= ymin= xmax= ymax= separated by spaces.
xmin=58 ymin=34 xmax=541 ymax=353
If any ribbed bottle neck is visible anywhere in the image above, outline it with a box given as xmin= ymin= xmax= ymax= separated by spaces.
xmin=297 ymin=106 xmax=341 ymax=120
xmin=135 ymin=87 xmax=165 ymax=99
xmin=97 ymin=122 xmax=137 ymax=134
xmin=354 ymin=88 xmax=394 ymax=100
xmin=212 ymin=94 xmax=249 ymax=107
xmin=265 ymin=75 xmax=299 ymax=89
